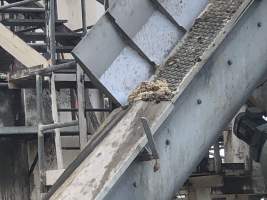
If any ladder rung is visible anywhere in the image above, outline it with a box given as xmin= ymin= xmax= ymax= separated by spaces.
xmin=61 ymin=147 xmax=81 ymax=150
xmin=0 ymin=126 xmax=81 ymax=136
xmin=58 ymin=108 xmax=111 ymax=112
xmin=1 ymin=19 xmax=67 ymax=26
xmin=18 ymin=32 xmax=82 ymax=41
xmin=29 ymin=43 xmax=74 ymax=53
xmin=0 ymin=7 xmax=45 ymax=13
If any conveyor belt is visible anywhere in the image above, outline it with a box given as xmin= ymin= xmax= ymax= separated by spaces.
xmin=157 ymin=0 xmax=247 ymax=91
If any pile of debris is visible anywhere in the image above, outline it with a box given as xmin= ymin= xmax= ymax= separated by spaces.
xmin=128 ymin=79 xmax=174 ymax=103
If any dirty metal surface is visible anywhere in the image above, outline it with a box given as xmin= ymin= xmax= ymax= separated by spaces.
xmin=48 ymin=0 xmax=255 ymax=199
xmin=157 ymin=0 xmax=246 ymax=91
xmin=73 ymin=0 xmax=208 ymax=105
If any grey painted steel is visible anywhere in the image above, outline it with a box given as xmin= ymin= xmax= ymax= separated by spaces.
xmin=36 ymin=74 xmax=46 ymax=195
xmin=47 ymin=1 xmax=267 ymax=199
xmin=48 ymin=1 xmax=266 ymax=199
xmin=260 ymin=141 xmax=267 ymax=186
xmin=77 ymin=66 xmax=88 ymax=149
xmin=9 ymin=61 xmax=77 ymax=81
xmin=0 ymin=7 xmax=44 ymax=13
xmin=0 ymin=126 xmax=79 ymax=136
xmin=0 ymin=0 xmax=40 ymax=11
xmin=141 ymin=117 xmax=159 ymax=160
xmin=104 ymin=2 xmax=267 ymax=199
xmin=39 ymin=120 xmax=79 ymax=132
xmin=81 ymin=0 xmax=87 ymax=36
xmin=73 ymin=0 xmax=208 ymax=105
xmin=49 ymin=0 xmax=64 ymax=170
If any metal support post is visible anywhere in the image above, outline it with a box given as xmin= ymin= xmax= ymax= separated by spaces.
xmin=79 ymin=1 xmax=88 ymax=149
xmin=51 ymin=74 xmax=64 ymax=169
xmin=36 ymin=74 xmax=46 ymax=197
xmin=40 ymin=120 xmax=79 ymax=132
xmin=48 ymin=0 xmax=56 ymax=64
xmin=81 ymin=0 xmax=87 ymax=36
xmin=47 ymin=0 xmax=64 ymax=169
xmin=140 ymin=117 xmax=160 ymax=172
xmin=77 ymin=66 xmax=88 ymax=149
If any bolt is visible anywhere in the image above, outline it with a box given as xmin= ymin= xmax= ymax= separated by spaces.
xmin=165 ymin=139 xmax=170 ymax=146
xmin=227 ymin=60 xmax=232 ymax=66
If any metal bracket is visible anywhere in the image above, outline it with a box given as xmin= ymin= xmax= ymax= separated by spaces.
xmin=149 ymin=0 xmax=187 ymax=33
xmin=140 ymin=117 xmax=160 ymax=172
xmin=106 ymin=12 xmax=157 ymax=69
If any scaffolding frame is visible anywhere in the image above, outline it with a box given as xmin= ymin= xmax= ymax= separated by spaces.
xmin=0 ymin=0 xmax=110 ymax=198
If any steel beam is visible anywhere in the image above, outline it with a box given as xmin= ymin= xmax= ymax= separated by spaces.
xmin=40 ymin=120 xmax=79 ymax=132
xmin=0 ymin=7 xmax=45 ymax=13
xmin=0 ymin=0 xmax=40 ymax=11
xmin=0 ymin=126 xmax=80 ymax=136
xmin=47 ymin=1 xmax=267 ymax=199
xmin=9 ymin=61 xmax=77 ymax=81
xmin=77 ymin=66 xmax=88 ymax=149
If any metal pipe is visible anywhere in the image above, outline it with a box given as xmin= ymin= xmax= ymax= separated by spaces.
xmin=58 ymin=108 xmax=111 ymax=112
xmin=39 ymin=120 xmax=79 ymax=132
xmin=11 ymin=61 xmax=77 ymax=80
xmin=39 ymin=61 xmax=77 ymax=75
xmin=49 ymin=0 xmax=56 ymax=64
xmin=0 ymin=7 xmax=45 ymax=13
xmin=0 ymin=126 xmax=80 ymax=136
xmin=81 ymin=0 xmax=87 ymax=36
xmin=0 ymin=0 xmax=40 ymax=11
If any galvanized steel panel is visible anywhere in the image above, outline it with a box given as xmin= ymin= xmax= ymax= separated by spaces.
xmin=73 ymin=0 xmax=208 ymax=105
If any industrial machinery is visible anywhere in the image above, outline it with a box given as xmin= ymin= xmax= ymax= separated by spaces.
xmin=0 ymin=0 xmax=267 ymax=199
xmin=234 ymin=109 xmax=267 ymax=185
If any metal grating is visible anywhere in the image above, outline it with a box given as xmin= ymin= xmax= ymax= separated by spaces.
xmin=156 ymin=0 xmax=245 ymax=91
